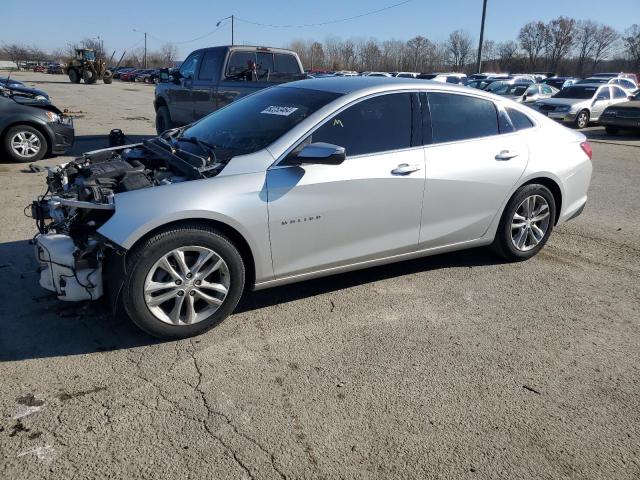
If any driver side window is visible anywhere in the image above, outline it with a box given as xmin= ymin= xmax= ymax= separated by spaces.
xmin=179 ymin=53 xmax=202 ymax=80
xmin=309 ymin=93 xmax=414 ymax=157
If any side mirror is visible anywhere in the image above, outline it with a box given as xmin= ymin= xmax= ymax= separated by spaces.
xmin=286 ymin=142 xmax=346 ymax=165
xmin=159 ymin=68 xmax=170 ymax=83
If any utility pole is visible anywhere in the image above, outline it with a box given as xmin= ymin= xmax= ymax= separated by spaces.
xmin=476 ymin=0 xmax=488 ymax=74
xmin=144 ymin=32 xmax=148 ymax=68
xmin=217 ymin=15 xmax=235 ymax=45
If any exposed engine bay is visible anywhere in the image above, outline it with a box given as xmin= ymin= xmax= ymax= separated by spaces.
xmin=31 ymin=136 xmax=226 ymax=302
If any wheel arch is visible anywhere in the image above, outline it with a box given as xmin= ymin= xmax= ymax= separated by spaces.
xmin=1 ymin=120 xmax=53 ymax=155
xmin=521 ymin=176 xmax=563 ymax=225
xmin=154 ymin=95 xmax=168 ymax=112
xmin=126 ymin=218 xmax=257 ymax=289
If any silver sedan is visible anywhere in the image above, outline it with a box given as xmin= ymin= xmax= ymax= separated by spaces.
xmin=33 ymin=77 xmax=593 ymax=338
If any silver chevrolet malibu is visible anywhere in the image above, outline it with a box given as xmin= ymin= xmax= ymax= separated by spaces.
xmin=32 ymin=77 xmax=593 ymax=338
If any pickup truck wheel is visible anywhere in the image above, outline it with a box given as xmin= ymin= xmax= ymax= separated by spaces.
xmin=155 ymin=106 xmax=172 ymax=135
xmin=3 ymin=125 xmax=48 ymax=162
xmin=122 ymin=223 xmax=245 ymax=339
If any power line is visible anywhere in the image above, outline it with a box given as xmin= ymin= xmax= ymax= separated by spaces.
xmin=235 ymin=0 xmax=411 ymax=28
xmin=146 ymin=19 xmax=230 ymax=46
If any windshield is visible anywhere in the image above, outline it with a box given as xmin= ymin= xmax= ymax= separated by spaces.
xmin=553 ymin=86 xmax=597 ymax=99
xmin=84 ymin=51 xmax=96 ymax=61
xmin=181 ymin=86 xmax=342 ymax=160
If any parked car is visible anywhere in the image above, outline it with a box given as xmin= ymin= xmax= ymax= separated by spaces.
xmin=469 ymin=73 xmax=499 ymax=80
xmin=0 ymin=85 xmax=74 ymax=162
xmin=113 ymin=67 xmax=135 ymax=79
xmin=121 ymin=69 xmax=143 ymax=82
xmin=484 ymin=78 xmax=534 ymax=94
xmin=363 ymin=72 xmax=393 ymax=77
xmin=133 ymin=69 xmax=156 ymax=82
xmin=47 ymin=63 xmax=63 ymax=74
xmin=333 ymin=71 xmax=358 ymax=76
xmin=542 ymin=76 xmax=579 ymax=90
xmin=33 ymin=65 xmax=46 ymax=73
xmin=31 ymin=77 xmax=592 ymax=339
xmin=491 ymin=82 xmax=558 ymax=104
xmin=577 ymin=76 xmax=638 ymax=92
xmin=393 ymin=72 xmax=419 ymax=78
xmin=154 ymin=45 xmax=305 ymax=134
xmin=141 ymin=70 xmax=162 ymax=83
xmin=534 ymin=83 xmax=630 ymax=129
xmin=599 ymin=89 xmax=640 ymax=134
xmin=417 ymin=73 xmax=468 ymax=84
xmin=592 ymin=72 xmax=638 ymax=84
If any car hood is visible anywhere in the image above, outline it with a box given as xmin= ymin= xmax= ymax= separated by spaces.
xmin=4 ymin=85 xmax=50 ymax=102
xmin=605 ymin=100 xmax=640 ymax=110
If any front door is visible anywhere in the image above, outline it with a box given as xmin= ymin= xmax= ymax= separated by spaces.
xmin=267 ymin=92 xmax=425 ymax=279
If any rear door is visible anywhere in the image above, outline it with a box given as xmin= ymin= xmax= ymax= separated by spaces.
xmin=215 ymin=50 xmax=272 ymax=110
xmin=418 ymin=92 xmax=529 ymax=249
xmin=191 ymin=49 xmax=224 ymax=121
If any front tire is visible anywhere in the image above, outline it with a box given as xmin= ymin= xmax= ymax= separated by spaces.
xmin=155 ymin=106 xmax=172 ymax=135
xmin=574 ymin=109 xmax=590 ymax=129
xmin=68 ymin=69 xmax=80 ymax=83
xmin=491 ymin=184 xmax=556 ymax=261
xmin=121 ymin=223 xmax=245 ymax=339
xmin=3 ymin=125 xmax=48 ymax=162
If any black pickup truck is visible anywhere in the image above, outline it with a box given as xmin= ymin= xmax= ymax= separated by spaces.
xmin=154 ymin=45 xmax=306 ymax=133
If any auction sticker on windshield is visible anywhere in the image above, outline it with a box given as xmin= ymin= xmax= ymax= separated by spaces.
xmin=261 ymin=106 xmax=299 ymax=116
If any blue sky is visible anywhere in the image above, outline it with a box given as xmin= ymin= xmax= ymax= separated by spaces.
xmin=1 ymin=0 xmax=638 ymax=59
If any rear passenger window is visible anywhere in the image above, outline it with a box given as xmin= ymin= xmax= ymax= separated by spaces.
xmin=226 ymin=51 xmax=255 ymax=79
xmin=506 ymin=107 xmax=534 ymax=130
xmin=612 ymin=86 xmax=627 ymax=98
xmin=274 ymin=54 xmax=300 ymax=74
xmin=198 ymin=50 xmax=223 ymax=81
xmin=427 ymin=93 xmax=499 ymax=143
xmin=311 ymin=93 xmax=413 ymax=157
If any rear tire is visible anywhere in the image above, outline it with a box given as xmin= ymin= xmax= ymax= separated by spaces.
xmin=3 ymin=125 xmax=48 ymax=163
xmin=605 ymin=126 xmax=619 ymax=135
xmin=155 ymin=106 xmax=172 ymax=134
xmin=490 ymin=184 xmax=556 ymax=261
xmin=68 ymin=69 xmax=80 ymax=83
xmin=574 ymin=109 xmax=589 ymax=129
xmin=121 ymin=223 xmax=245 ymax=339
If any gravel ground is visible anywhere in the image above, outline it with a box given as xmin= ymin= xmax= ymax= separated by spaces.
xmin=1 ymin=72 xmax=639 ymax=480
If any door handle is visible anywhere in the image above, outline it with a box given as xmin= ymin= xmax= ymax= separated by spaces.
xmin=495 ymin=150 xmax=519 ymax=161
xmin=391 ymin=163 xmax=421 ymax=175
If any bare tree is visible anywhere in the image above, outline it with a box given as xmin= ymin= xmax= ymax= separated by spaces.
xmin=1 ymin=43 xmax=29 ymax=68
xmin=591 ymin=25 xmax=619 ymax=71
xmin=574 ymin=20 xmax=599 ymax=76
xmin=622 ymin=24 xmax=640 ymax=69
xmin=447 ymin=30 xmax=473 ymax=70
xmin=519 ymin=21 xmax=548 ymax=69
xmin=406 ymin=36 xmax=433 ymax=72
xmin=497 ymin=40 xmax=519 ymax=71
xmin=324 ymin=37 xmax=343 ymax=70
xmin=380 ymin=39 xmax=405 ymax=71
xmin=160 ymin=43 xmax=178 ymax=66
xmin=544 ymin=17 xmax=576 ymax=71
xmin=309 ymin=42 xmax=325 ymax=70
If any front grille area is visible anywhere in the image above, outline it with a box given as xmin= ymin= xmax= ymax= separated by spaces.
xmin=538 ymin=104 xmax=556 ymax=112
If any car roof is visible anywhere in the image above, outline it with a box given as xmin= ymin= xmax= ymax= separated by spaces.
xmin=280 ymin=76 xmax=476 ymax=96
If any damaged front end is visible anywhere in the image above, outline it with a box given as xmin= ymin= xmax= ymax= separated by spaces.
xmin=31 ymin=135 xmax=225 ymax=301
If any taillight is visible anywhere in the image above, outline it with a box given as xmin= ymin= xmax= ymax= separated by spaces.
xmin=580 ymin=141 xmax=592 ymax=160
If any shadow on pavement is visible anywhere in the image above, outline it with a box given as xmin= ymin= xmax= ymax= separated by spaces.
xmin=0 ymin=235 xmax=504 ymax=363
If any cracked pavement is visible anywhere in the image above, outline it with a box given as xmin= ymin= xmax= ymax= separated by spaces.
xmin=1 ymin=73 xmax=639 ymax=479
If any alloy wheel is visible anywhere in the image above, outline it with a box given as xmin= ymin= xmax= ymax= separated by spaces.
xmin=10 ymin=131 xmax=41 ymax=158
xmin=510 ymin=195 xmax=551 ymax=252
xmin=144 ymin=246 xmax=230 ymax=325
xmin=577 ymin=112 xmax=588 ymax=128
